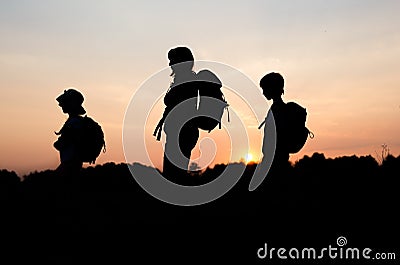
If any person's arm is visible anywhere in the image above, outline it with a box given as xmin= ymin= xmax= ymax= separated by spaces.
xmin=55 ymin=117 xmax=83 ymax=148
xmin=153 ymin=108 xmax=168 ymax=141
xmin=249 ymin=110 xmax=276 ymax=191
xmin=54 ymin=123 xmax=68 ymax=151
xmin=261 ymin=110 xmax=277 ymax=164
xmin=164 ymin=86 xmax=176 ymax=107
xmin=154 ymin=88 xmax=175 ymax=141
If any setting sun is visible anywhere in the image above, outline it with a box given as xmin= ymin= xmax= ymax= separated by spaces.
xmin=245 ymin=153 xmax=254 ymax=163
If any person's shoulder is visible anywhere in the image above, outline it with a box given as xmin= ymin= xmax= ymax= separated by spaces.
xmin=66 ymin=116 xmax=84 ymax=128
xmin=271 ymin=101 xmax=285 ymax=111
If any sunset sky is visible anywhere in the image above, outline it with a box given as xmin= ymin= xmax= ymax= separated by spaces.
xmin=1 ymin=1 xmax=399 ymax=176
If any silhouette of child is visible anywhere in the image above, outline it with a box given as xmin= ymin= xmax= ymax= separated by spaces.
xmin=259 ymin=72 xmax=291 ymax=186
xmin=54 ymin=89 xmax=86 ymax=180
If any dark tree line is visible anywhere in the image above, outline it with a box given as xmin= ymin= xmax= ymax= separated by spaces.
xmin=1 ymin=153 xmax=399 ymax=264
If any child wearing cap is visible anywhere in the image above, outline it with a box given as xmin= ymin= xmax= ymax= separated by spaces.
xmin=54 ymin=89 xmax=86 ymax=178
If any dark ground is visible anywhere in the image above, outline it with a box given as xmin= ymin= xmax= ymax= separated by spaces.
xmin=1 ymin=153 xmax=399 ymax=264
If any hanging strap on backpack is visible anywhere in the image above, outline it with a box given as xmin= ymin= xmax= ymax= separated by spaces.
xmin=226 ymin=105 xmax=230 ymax=123
xmin=258 ymin=119 xmax=266 ymax=130
xmin=217 ymin=104 xmax=230 ymax=130
xmin=308 ymin=129 xmax=315 ymax=139
xmin=153 ymin=117 xmax=165 ymax=141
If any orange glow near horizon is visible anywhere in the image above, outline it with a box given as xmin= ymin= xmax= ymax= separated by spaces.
xmin=1 ymin=1 xmax=399 ymax=176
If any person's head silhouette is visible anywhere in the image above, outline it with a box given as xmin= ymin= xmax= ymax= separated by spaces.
xmin=260 ymin=72 xmax=284 ymax=101
xmin=56 ymin=89 xmax=86 ymax=116
xmin=168 ymin=46 xmax=194 ymax=75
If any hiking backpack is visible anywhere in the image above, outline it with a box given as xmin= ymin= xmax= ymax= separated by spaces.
xmin=258 ymin=101 xmax=314 ymax=154
xmin=283 ymin=102 xmax=314 ymax=153
xmin=195 ymin=69 xmax=229 ymax=132
xmin=78 ymin=116 xmax=106 ymax=164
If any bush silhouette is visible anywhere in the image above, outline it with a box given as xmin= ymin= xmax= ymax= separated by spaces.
xmin=1 ymin=153 xmax=399 ymax=263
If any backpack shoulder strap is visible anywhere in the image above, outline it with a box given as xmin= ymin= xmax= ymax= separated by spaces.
xmin=258 ymin=119 xmax=266 ymax=130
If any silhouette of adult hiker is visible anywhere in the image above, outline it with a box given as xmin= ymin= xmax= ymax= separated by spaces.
xmin=153 ymin=47 xmax=200 ymax=184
